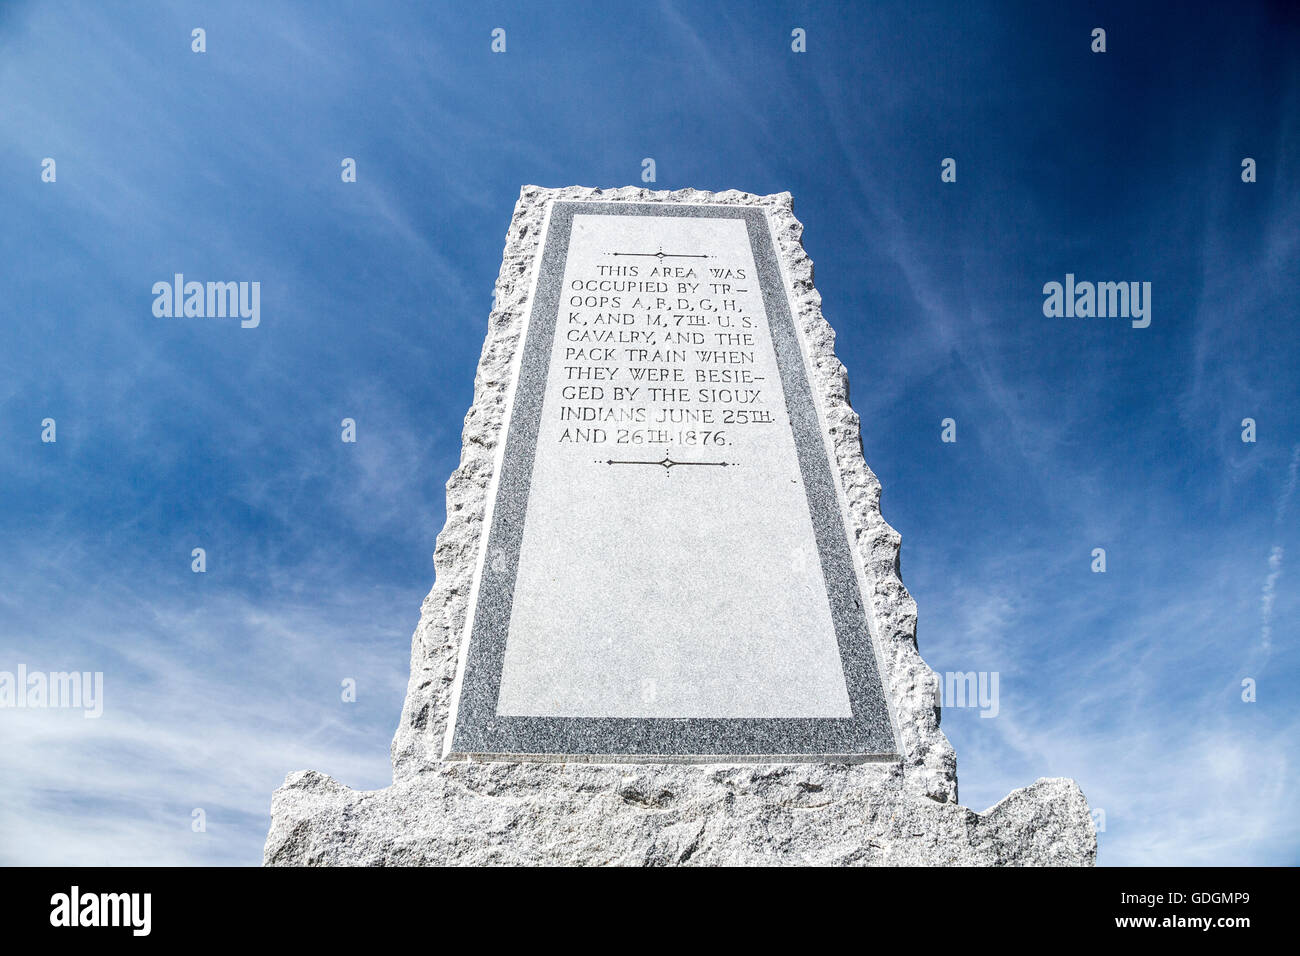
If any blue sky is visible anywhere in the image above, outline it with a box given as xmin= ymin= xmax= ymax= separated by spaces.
xmin=1 ymin=0 xmax=1297 ymax=865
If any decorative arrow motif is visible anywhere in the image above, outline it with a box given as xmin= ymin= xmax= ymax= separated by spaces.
xmin=600 ymin=454 xmax=734 ymax=474
xmin=609 ymin=246 xmax=710 ymax=260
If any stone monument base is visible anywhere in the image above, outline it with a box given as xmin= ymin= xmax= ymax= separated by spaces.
xmin=264 ymin=763 xmax=1095 ymax=866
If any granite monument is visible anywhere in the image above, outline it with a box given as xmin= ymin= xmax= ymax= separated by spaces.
xmin=264 ymin=186 xmax=1096 ymax=866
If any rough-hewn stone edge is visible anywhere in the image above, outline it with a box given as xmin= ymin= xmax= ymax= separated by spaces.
xmin=762 ymin=191 xmax=957 ymax=801
xmin=262 ymin=768 xmax=1095 ymax=866
xmin=972 ymin=777 xmax=1099 ymax=866
xmin=385 ymin=185 xmax=957 ymax=800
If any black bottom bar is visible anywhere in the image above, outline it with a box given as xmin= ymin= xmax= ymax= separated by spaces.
xmin=0 ymin=865 xmax=1282 ymax=942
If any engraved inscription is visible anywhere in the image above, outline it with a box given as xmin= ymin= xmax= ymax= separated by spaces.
xmin=496 ymin=212 xmax=853 ymax=719
xmin=445 ymin=201 xmax=895 ymax=761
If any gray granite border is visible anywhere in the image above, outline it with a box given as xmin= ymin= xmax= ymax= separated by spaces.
xmin=446 ymin=200 xmax=894 ymax=761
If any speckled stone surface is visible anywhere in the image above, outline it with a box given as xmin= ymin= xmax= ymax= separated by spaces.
xmin=265 ymin=765 xmax=1093 ymax=866
xmin=263 ymin=186 xmax=1096 ymax=866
